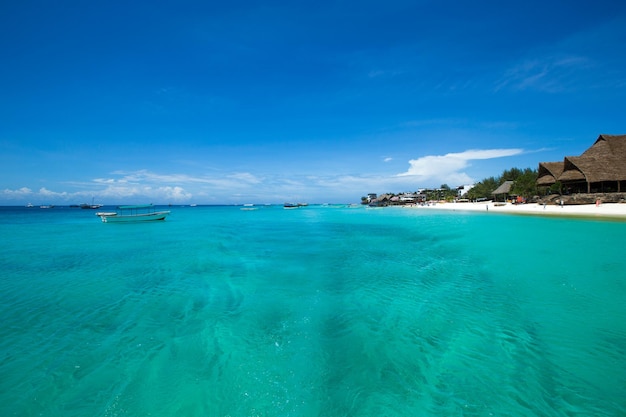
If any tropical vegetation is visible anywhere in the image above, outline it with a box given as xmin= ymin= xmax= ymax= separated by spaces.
xmin=363 ymin=167 xmax=547 ymax=205
xmin=465 ymin=167 xmax=541 ymax=201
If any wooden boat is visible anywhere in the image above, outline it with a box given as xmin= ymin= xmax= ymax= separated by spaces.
xmin=98 ymin=204 xmax=170 ymax=223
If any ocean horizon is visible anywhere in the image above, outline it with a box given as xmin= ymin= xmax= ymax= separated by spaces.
xmin=1 ymin=205 xmax=625 ymax=416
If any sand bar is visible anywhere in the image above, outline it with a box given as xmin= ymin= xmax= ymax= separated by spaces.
xmin=405 ymin=201 xmax=626 ymax=221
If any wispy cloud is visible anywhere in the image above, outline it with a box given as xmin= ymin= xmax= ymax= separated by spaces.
xmin=0 ymin=187 xmax=35 ymax=201
xmin=227 ymin=172 xmax=262 ymax=184
xmin=2 ymin=187 xmax=34 ymax=197
xmin=495 ymin=55 xmax=591 ymax=93
xmin=39 ymin=187 xmax=69 ymax=198
xmin=89 ymin=170 xmax=266 ymax=202
xmin=3 ymin=151 xmax=527 ymax=205
xmin=397 ymin=148 xmax=524 ymax=185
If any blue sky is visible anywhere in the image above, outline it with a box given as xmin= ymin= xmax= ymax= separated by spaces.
xmin=2 ymin=0 xmax=625 ymax=205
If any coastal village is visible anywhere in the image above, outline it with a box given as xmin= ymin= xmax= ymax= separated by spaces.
xmin=364 ymin=134 xmax=626 ymax=208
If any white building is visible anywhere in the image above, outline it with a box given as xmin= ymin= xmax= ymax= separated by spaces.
xmin=457 ymin=184 xmax=475 ymax=197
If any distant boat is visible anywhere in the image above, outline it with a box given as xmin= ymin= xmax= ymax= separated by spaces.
xmin=241 ymin=204 xmax=258 ymax=211
xmin=40 ymin=205 xmax=54 ymax=209
xmin=26 ymin=203 xmax=34 ymax=208
xmin=284 ymin=202 xmax=307 ymax=209
xmin=80 ymin=203 xmax=103 ymax=209
xmin=80 ymin=198 xmax=103 ymax=209
xmin=98 ymin=204 xmax=170 ymax=223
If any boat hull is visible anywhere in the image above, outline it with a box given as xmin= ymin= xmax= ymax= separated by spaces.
xmin=100 ymin=211 xmax=170 ymax=223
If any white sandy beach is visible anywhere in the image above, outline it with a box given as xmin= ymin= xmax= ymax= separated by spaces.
xmin=406 ymin=201 xmax=626 ymax=220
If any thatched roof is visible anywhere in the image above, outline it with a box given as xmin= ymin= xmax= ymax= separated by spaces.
xmin=558 ymin=157 xmax=587 ymax=181
xmin=537 ymin=161 xmax=564 ymax=185
xmin=536 ymin=134 xmax=626 ymax=186
xmin=575 ymin=134 xmax=626 ymax=182
xmin=492 ymin=180 xmax=514 ymax=195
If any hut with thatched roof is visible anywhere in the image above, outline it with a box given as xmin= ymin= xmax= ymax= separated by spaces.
xmin=537 ymin=134 xmax=626 ymax=193
xmin=491 ymin=180 xmax=514 ymax=202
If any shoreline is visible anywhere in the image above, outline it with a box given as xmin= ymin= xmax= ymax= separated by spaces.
xmin=402 ymin=201 xmax=626 ymax=221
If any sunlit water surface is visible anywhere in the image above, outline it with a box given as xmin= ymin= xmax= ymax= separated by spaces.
xmin=1 ymin=205 xmax=625 ymax=416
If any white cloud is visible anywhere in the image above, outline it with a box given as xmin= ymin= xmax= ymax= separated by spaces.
xmin=383 ymin=157 xmax=393 ymax=162
xmin=156 ymin=186 xmax=193 ymax=201
xmin=2 ymin=187 xmax=33 ymax=198
xmin=38 ymin=187 xmax=69 ymax=198
xmin=1 ymin=149 xmax=526 ymax=205
xmin=397 ymin=148 xmax=524 ymax=185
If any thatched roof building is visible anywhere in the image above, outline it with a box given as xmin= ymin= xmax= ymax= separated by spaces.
xmin=536 ymin=162 xmax=564 ymax=186
xmin=537 ymin=134 xmax=626 ymax=193
xmin=491 ymin=180 xmax=514 ymax=201
xmin=492 ymin=180 xmax=514 ymax=195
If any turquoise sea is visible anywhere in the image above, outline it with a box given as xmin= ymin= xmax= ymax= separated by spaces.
xmin=1 ymin=205 xmax=625 ymax=416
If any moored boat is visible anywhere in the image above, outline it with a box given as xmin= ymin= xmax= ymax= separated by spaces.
xmin=80 ymin=203 xmax=103 ymax=209
xmin=80 ymin=198 xmax=103 ymax=209
xmin=98 ymin=204 xmax=170 ymax=223
xmin=284 ymin=202 xmax=308 ymax=209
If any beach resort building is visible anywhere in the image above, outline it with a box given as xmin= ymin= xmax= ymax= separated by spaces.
xmin=537 ymin=134 xmax=626 ymax=194
xmin=456 ymin=184 xmax=475 ymax=197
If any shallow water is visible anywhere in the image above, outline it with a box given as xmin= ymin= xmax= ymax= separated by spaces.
xmin=1 ymin=205 xmax=625 ymax=416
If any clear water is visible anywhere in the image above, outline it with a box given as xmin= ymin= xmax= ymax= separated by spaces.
xmin=1 ymin=205 xmax=625 ymax=416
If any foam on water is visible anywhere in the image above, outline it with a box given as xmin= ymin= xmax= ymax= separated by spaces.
xmin=1 ymin=205 xmax=625 ymax=416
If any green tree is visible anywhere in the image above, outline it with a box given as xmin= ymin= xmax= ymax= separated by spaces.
xmin=511 ymin=168 xmax=539 ymax=198
xmin=466 ymin=168 xmax=539 ymax=201
xmin=466 ymin=176 xmax=499 ymax=200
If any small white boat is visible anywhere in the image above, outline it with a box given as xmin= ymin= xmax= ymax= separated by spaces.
xmin=99 ymin=204 xmax=170 ymax=223
xmin=95 ymin=212 xmax=117 ymax=217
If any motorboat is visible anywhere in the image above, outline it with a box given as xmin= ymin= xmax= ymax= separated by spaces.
xmin=98 ymin=204 xmax=170 ymax=223
xmin=284 ymin=202 xmax=307 ymax=209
